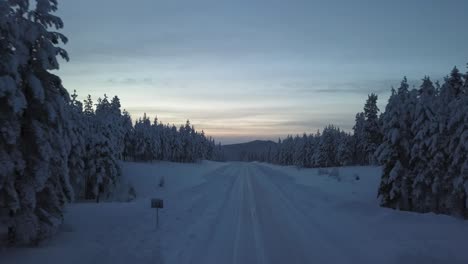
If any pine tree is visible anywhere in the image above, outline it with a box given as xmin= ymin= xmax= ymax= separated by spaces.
xmin=337 ymin=132 xmax=353 ymax=166
xmin=353 ymin=112 xmax=366 ymax=165
xmin=293 ymin=135 xmax=305 ymax=167
xmin=303 ymin=134 xmax=314 ymax=168
xmin=0 ymin=0 xmax=73 ymax=244
xmin=84 ymin=95 xmax=94 ymax=116
xmin=410 ymin=77 xmax=437 ymax=212
xmin=363 ymin=93 xmax=382 ymax=164
xmin=68 ymin=90 xmax=86 ymax=200
xmin=429 ymin=68 xmax=464 ymax=214
xmin=311 ymin=130 xmax=321 ymax=167
xmin=122 ymin=110 xmax=134 ymax=161
xmin=0 ymin=1 xmax=27 ymax=245
xmin=79 ymin=94 xmax=121 ymax=202
xmin=377 ymin=78 xmax=414 ymax=210
xmin=316 ymin=125 xmax=338 ymax=167
xmin=444 ymin=67 xmax=468 ymax=216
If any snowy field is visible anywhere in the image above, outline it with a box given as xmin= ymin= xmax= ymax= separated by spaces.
xmin=1 ymin=161 xmax=468 ymax=264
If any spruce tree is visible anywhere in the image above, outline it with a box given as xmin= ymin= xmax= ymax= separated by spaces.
xmin=363 ymin=93 xmax=382 ymax=164
xmin=0 ymin=0 xmax=73 ymax=244
xmin=445 ymin=67 xmax=468 ymax=216
xmin=430 ymin=68 xmax=464 ymax=213
xmin=337 ymin=132 xmax=353 ymax=166
xmin=410 ymin=77 xmax=437 ymax=212
xmin=68 ymin=90 xmax=86 ymax=200
xmin=352 ymin=112 xmax=366 ymax=164
xmin=122 ymin=110 xmax=134 ymax=161
xmin=377 ymin=78 xmax=413 ymax=210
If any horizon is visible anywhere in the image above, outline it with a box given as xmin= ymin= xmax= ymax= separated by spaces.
xmin=56 ymin=0 xmax=468 ymax=144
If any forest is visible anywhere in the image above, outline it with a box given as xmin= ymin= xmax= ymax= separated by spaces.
xmin=242 ymin=71 xmax=468 ymax=218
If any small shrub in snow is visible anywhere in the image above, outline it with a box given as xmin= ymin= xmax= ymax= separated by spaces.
xmin=354 ymin=174 xmax=360 ymax=181
xmin=158 ymin=176 xmax=165 ymax=188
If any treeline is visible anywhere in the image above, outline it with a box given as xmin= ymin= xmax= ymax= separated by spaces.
xmin=269 ymin=125 xmax=356 ymax=167
xmin=244 ymin=67 xmax=468 ymax=218
xmin=70 ymin=92 xmax=223 ymax=201
xmin=377 ymin=69 xmax=467 ymax=218
xmin=126 ymin=113 xmax=222 ymax=163
xmin=248 ymin=93 xmax=382 ymax=168
xmin=0 ymin=1 xmax=221 ymax=245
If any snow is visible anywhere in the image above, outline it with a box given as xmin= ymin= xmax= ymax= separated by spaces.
xmin=262 ymin=164 xmax=382 ymax=204
xmin=0 ymin=76 xmax=15 ymax=97
xmin=2 ymin=161 xmax=468 ymax=264
xmin=27 ymin=74 xmax=45 ymax=103
xmin=120 ymin=161 xmax=226 ymax=199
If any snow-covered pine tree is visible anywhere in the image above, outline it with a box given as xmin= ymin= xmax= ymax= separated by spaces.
xmin=170 ymin=125 xmax=183 ymax=161
xmin=377 ymin=78 xmax=414 ymax=210
xmin=316 ymin=125 xmax=338 ymax=167
xmin=337 ymin=132 xmax=353 ymax=166
xmin=68 ymin=90 xmax=86 ymax=200
xmin=122 ymin=109 xmax=134 ymax=161
xmin=285 ymin=135 xmax=295 ymax=166
xmin=197 ymin=130 xmax=208 ymax=160
xmin=81 ymin=95 xmax=121 ymax=201
xmin=444 ymin=67 xmax=468 ymax=216
xmin=427 ymin=68 xmax=463 ymax=214
xmin=160 ymin=123 xmax=171 ymax=161
xmin=409 ymin=77 xmax=437 ymax=212
xmin=110 ymin=96 xmax=126 ymax=159
xmin=452 ymin=69 xmax=468 ymax=217
xmin=303 ymin=134 xmax=314 ymax=168
xmin=83 ymin=94 xmax=93 ymax=115
xmin=181 ymin=120 xmax=194 ymax=162
xmin=0 ymin=1 xmax=27 ymax=245
xmin=363 ymin=93 xmax=382 ymax=165
xmin=152 ymin=119 xmax=162 ymax=160
xmin=352 ymin=112 xmax=366 ymax=165
xmin=0 ymin=0 xmax=74 ymax=244
xmin=149 ymin=119 xmax=158 ymax=160
xmin=399 ymin=81 xmax=419 ymax=210
xmin=311 ymin=130 xmax=321 ymax=167
xmin=133 ymin=113 xmax=152 ymax=161
xmin=293 ymin=135 xmax=305 ymax=167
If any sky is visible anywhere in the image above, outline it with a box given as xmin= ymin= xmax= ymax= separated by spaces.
xmin=56 ymin=0 xmax=468 ymax=144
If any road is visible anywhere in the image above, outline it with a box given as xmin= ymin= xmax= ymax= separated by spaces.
xmin=161 ymin=162 xmax=363 ymax=264
xmin=3 ymin=161 xmax=467 ymax=264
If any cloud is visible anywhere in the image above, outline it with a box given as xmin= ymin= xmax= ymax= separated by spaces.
xmin=281 ymin=79 xmax=399 ymax=95
xmin=107 ymin=78 xmax=154 ymax=85
xmin=124 ymin=105 xmax=300 ymax=121
xmin=282 ymin=76 xmax=449 ymax=96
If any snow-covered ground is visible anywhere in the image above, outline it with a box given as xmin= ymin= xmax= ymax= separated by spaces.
xmin=2 ymin=161 xmax=468 ymax=264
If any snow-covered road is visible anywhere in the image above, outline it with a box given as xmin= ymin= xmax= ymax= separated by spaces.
xmin=160 ymin=162 xmax=468 ymax=264
xmin=3 ymin=161 xmax=468 ymax=264
xmin=164 ymin=163 xmax=358 ymax=263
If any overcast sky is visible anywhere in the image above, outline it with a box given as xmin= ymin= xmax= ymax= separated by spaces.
xmin=56 ymin=0 xmax=468 ymax=144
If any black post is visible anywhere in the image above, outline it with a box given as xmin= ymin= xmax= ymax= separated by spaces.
xmin=156 ymin=208 xmax=159 ymax=228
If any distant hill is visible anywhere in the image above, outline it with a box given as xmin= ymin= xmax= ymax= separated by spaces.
xmin=222 ymin=140 xmax=278 ymax=161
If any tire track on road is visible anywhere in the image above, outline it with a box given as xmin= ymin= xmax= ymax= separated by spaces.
xmin=252 ymin=164 xmax=366 ymax=264
xmin=245 ymin=166 xmax=267 ymax=264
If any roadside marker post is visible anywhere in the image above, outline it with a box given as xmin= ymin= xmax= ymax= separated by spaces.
xmin=151 ymin=198 xmax=164 ymax=228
